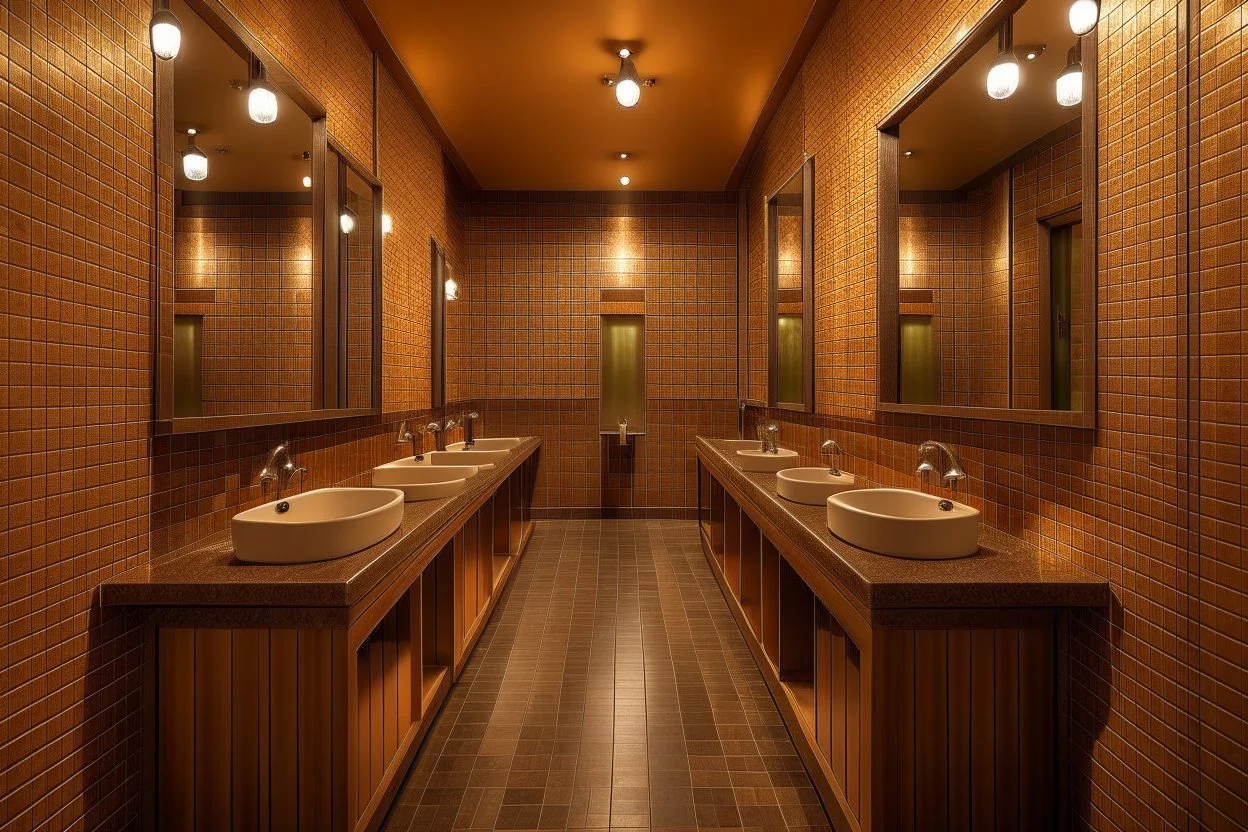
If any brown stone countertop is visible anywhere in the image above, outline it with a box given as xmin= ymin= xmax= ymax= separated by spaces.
xmin=101 ymin=438 xmax=541 ymax=609
xmin=697 ymin=437 xmax=1109 ymax=613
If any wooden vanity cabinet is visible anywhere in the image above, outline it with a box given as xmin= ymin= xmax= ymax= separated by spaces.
xmin=697 ymin=459 xmax=1060 ymax=832
xmin=146 ymin=457 xmax=537 ymax=832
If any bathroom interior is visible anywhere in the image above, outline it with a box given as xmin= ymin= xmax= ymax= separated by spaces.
xmin=2 ymin=0 xmax=1243 ymax=829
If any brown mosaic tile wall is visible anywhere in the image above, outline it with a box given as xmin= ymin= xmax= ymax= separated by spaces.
xmin=457 ymin=192 xmax=738 ymax=510
xmin=346 ymin=189 xmax=374 ymax=409
xmin=174 ymin=196 xmax=314 ymax=415
xmin=741 ymin=0 xmax=1244 ymax=827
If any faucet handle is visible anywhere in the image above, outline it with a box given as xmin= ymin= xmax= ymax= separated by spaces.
xmin=426 ymin=421 xmax=442 ymax=433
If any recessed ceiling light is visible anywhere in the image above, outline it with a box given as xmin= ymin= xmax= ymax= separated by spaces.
xmin=618 ymin=152 xmax=631 ymax=160
xmin=619 ymin=176 xmax=631 ymax=187
xmin=903 ymin=149 xmax=914 ymax=157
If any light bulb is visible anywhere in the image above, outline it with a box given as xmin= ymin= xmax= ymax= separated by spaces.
xmin=150 ymin=8 xmax=181 ymax=61
xmin=339 ymin=209 xmax=355 ymax=234
xmin=444 ymin=277 xmax=458 ymax=301
xmin=1056 ymin=48 xmax=1083 ymax=107
xmin=987 ymin=52 xmax=1020 ymax=99
xmin=248 ymin=83 xmax=278 ymax=124
xmin=614 ymin=50 xmax=642 ymax=108
xmin=302 ymin=175 xmax=312 ymax=188
xmin=382 ymin=213 xmax=393 ymax=234
xmin=182 ymin=129 xmax=207 ymax=181
xmin=618 ymin=152 xmax=631 ymax=160
xmin=619 ymin=175 xmax=631 ymax=186
xmin=1068 ymin=0 xmax=1099 ymax=35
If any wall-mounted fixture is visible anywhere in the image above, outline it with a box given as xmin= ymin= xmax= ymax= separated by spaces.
xmin=602 ymin=49 xmax=655 ymax=108
xmin=986 ymin=18 xmax=1019 ymax=99
xmin=149 ymin=5 xmax=181 ymax=60
xmin=339 ymin=205 xmax=356 ymax=234
xmin=1068 ymin=0 xmax=1099 ymax=35
xmin=302 ymin=175 xmax=312 ymax=188
xmin=182 ymin=128 xmax=207 ymax=181
xmin=247 ymin=56 xmax=278 ymax=124
xmin=444 ymin=276 xmax=459 ymax=301
xmin=619 ymin=175 xmax=631 ymax=187
xmin=382 ymin=213 xmax=394 ymax=234
xmin=1056 ymin=42 xmax=1083 ymax=106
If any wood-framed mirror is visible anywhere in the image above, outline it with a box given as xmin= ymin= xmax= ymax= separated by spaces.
xmin=876 ymin=0 xmax=1097 ymax=427
xmin=767 ymin=156 xmax=815 ymax=412
xmin=153 ymin=0 xmax=382 ymax=432
xmin=430 ymin=237 xmax=453 ymax=412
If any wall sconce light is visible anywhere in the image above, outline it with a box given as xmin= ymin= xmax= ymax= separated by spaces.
xmin=182 ymin=128 xmax=208 ymax=181
xmin=248 ymin=57 xmax=278 ymax=124
xmin=382 ymin=213 xmax=394 ymax=234
xmin=150 ymin=6 xmax=181 ymax=61
xmin=1056 ymin=43 xmax=1083 ymax=107
xmin=602 ymin=49 xmax=655 ymax=108
xmin=1068 ymin=0 xmax=1100 ymax=35
xmin=986 ymin=18 xmax=1020 ymax=100
xmin=444 ymin=277 xmax=459 ymax=301
xmin=339 ymin=206 xmax=356 ymax=235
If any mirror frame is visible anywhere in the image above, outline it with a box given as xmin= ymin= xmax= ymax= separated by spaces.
xmin=766 ymin=156 xmax=815 ymax=412
xmin=875 ymin=0 xmax=1098 ymax=428
xmin=430 ymin=237 xmax=448 ymax=411
xmin=152 ymin=0 xmax=382 ymax=433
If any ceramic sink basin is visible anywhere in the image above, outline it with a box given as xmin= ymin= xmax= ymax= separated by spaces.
xmin=776 ymin=468 xmax=856 ymax=505
xmin=430 ymin=437 xmax=522 ymax=466
xmin=232 ymin=487 xmax=405 ymax=564
xmin=735 ymin=448 xmax=799 ymax=473
xmin=826 ymin=488 xmax=980 ymax=560
xmin=372 ymin=459 xmax=479 ymax=502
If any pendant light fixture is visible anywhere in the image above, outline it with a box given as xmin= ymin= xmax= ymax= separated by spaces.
xmin=247 ymin=56 xmax=278 ymax=124
xmin=619 ymin=175 xmax=631 ymax=187
xmin=1056 ymin=43 xmax=1083 ymax=107
xmin=986 ymin=18 xmax=1020 ymax=100
xmin=149 ymin=5 xmax=181 ymax=61
xmin=182 ymin=128 xmax=208 ymax=181
xmin=602 ymin=49 xmax=654 ymax=108
xmin=339 ymin=205 xmax=356 ymax=235
xmin=1068 ymin=0 xmax=1100 ymax=35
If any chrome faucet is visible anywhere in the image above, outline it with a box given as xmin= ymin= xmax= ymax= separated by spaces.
xmin=463 ymin=411 xmax=480 ymax=447
xmin=821 ymin=439 xmax=845 ymax=476
xmin=396 ymin=420 xmax=426 ymax=461
xmin=916 ymin=440 xmax=966 ymax=495
xmin=259 ymin=443 xmax=307 ymax=501
xmin=618 ymin=417 xmax=629 ymax=446
xmin=428 ymin=416 xmax=459 ymax=452
xmin=758 ymin=422 xmax=780 ymax=454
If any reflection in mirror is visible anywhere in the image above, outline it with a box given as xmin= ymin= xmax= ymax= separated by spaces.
xmin=430 ymin=238 xmax=448 ymax=411
xmin=170 ymin=0 xmax=316 ymax=417
xmin=880 ymin=0 xmax=1095 ymax=423
xmin=767 ymin=157 xmax=814 ymax=411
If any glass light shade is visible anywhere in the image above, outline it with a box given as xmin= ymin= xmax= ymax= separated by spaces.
xmin=302 ymin=175 xmax=312 ymax=188
xmin=986 ymin=53 xmax=1020 ymax=99
xmin=150 ymin=9 xmax=181 ymax=60
xmin=382 ymin=213 xmax=393 ymax=234
xmin=1068 ymin=0 xmax=1099 ymax=35
xmin=248 ymin=84 xmax=278 ymax=124
xmin=444 ymin=277 xmax=458 ymax=301
xmin=1056 ymin=63 xmax=1083 ymax=106
xmin=614 ymin=54 xmax=642 ymax=107
xmin=339 ymin=209 xmax=355 ymax=234
xmin=619 ymin=176 xmax=631 ymax=186
xmin=182 ymin=147 xmax=208 ymax=181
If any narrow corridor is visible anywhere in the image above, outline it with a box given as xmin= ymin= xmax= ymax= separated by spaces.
xmin=383 ymin=520 xmax=833 ymax=832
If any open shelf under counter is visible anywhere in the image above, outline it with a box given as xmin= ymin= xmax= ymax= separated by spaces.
xmin=695 ymin=435 xmax=1109 ymax=832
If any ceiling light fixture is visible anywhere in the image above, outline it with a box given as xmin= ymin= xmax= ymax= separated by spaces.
xmin=986 ymin=18 xmax=1020 ymax=100
xmin=618 ymin=152 xmax=631 ymax=160
xmin=444 ymin=277 xmax=459 ymax=301
xmin=619 ymin=175 xmax=631 ymax=187
xmin=1056 ymin=43 xmax=1083 ymax=107
xmin=1068 ymin=0 xmax=1100 ymax=35
xmin=1020 ymin=44 xmax=1046 ymax=61
xmin=602 ymin=49 xmax=655 ymax=108
xmin=340 ymin=206 xmax=356 ymax=235
xmin=182 ymin=128 xmax=207 ymax=181
xmin=149 ymin=6 xmax=181 ymax=61
xmin=903 ymin=149 xmax=914 ymax=157
xmin=247 ymin=56 xmax=278 ymax=124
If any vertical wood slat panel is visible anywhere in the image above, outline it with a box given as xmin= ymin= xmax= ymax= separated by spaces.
xmin=158 ymin=629 xmax=196 ymax=831
xmin=270 ymin=629 xmax=299 ymax=831
xmin=492 ymin=489 xmax=509 ymax=557
xmin=760 ymin=538 xmax=780 ymax=667
xmin=479 ymin=508 xmax=494 ymax=607
xmin=739 ymin=515 xmax=762 ymax=635
xmin=331 ymin=629 xmax=349 ymax=832
xmin=369 ymin=627 xmax=385 ymax=794
xmin=383 ymin=608 xmax=400 ymax=766
xmin=436 ymin=544 xmax=456 ymax=666
xmin=464 ymin=513 xmax=479 ymax=627
xmin=845 ymin=642 xmax=860 ymax=820
xmin=232 ymin=630 xmax=261 ymax=832
xmin=299 ymin=629 xmax=334 ymax=831
xmin=258 ymin=632 xmax=271 ymax=832
xmin=815 ymin=604 xmax=833 ymax=757
xmin=969 ymin=629 xmax=996 ymax=832
xmin=995 ymin=628 xmax=1020 ymax=831
xmin=875 ymin=629 xmax=915 ymax=832
xmin=509 ymin=469 xmax=523 ymax=555
xmin=195 ymin=629 xmax=232 ymax=831
xmin=830 ymin=622 xmax=848 ymax=792
xmin=947 ymin=630 xmax=972 ymax=832
xmin=356 ymin=632 xmax=372 ymax=812
xmin=914 ymin=630 xmax=949 ymax=831
xmin=453 ymin=527 xmax=467 ymax=651
xmin=1018 ymin=624 xmax=1054 ymax=831
xmin=397 ymin=592 xmax=413 ymax=733
xmin=412 ymin=577 xmax=425 ymax=721
xmin=724 ymin=498 xmax=741 ymax=596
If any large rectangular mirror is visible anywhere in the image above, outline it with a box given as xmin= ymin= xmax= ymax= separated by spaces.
xmin=877 ymin=0 xmax=1096 ymax=427
xmin=154 ymin=0 xmax=381 ymax=431
xmin=767 ymin=157 xmax=814 ymax=411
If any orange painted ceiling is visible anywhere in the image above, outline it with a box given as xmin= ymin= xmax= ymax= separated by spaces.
xmin=364 ymin=0 xmax=818 ymax=191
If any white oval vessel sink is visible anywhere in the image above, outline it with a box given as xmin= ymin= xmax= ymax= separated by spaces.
xmin=826 ymin=488 xmax=979 ymax=560
xmin=776 ymin=468 xmax=856 ymax=505
xmin=736 ymin=448 xmax=799 ymax=473
xmin=232 ymin=488 xmax=405 ymax=564
xmin=372 ymin=460 xmax=479 ymax=502
xmin=431 ymin=437 xmax=522 ymax=466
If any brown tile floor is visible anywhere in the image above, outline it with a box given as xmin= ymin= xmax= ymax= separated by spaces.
xmin=383 ymin=519 xmax=833 ymax=832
